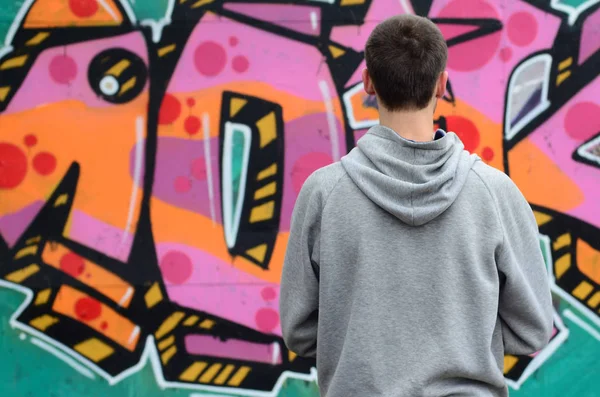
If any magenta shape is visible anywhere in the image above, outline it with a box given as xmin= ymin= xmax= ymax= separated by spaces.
xmin=223 ymin=3 xmax=321 ymax=36
xmin=138 ymin=137 xmax=222 ymax=223
xmin=437 ymin=23 xmax=478 ymax=42
xmin=184 ymin=334 xmax=282 ymax=364
xmin=49 ymin=55 xmax=78 ymax=85
xmin=579 ymin=7 xmax=600 ymax=65
xmin=160 ymin=250 xmax=194 ymax=285
xmin=194 ymin=41 xmax=227 ymax=77
xmin=0 ymin=201 xmax=43 ymax=247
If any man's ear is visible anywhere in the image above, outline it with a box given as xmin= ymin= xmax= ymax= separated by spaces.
xmin=362 ymin=69 xmax=376 ymax=95
xmin=435 ymin=71 xmax=448 ymax=98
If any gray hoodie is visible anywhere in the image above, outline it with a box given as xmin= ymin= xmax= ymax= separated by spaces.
xmin=280 ymin=125 xmax=554 ymax=397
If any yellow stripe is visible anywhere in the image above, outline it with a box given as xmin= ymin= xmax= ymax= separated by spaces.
xmin=556 ymin=70 xmax=571 ymax=86
xmin=250 ymin=201 xmax=275 ymax=223
xmin=289 ymin=351 xmax=297 ymax=362
xmin=553 ymin=233 xmax=571 ymax=251
xmin=572 ymin=281 xmax=594 ymax=300
xmin=230 ymin=97 xmax=247 ymax=117
xmin=587 ymin=292 xmax=600 ymax=309
xmin=198 ymin=319 xmax=215 ymax=329
xmin=183 ymin=315 xmax=199 ymax=326
xmin=160 ymin=345 xmax=177 ymax=364
xmin=558 ymin=57 xmax=572 ymax=71
xmin=1 ymin=55 xmax=28 ymax=70
xmin=119 ymin=77 xmax=137 ymax=96
xmin=227 ymin=366 xmax=251 ymax=386
xmin=554 ymin=253 xmax=571 ymax=279
xmin=145 ymin=282 xmax=163 ymax=308
xmin=199 ymin=363 xmax=222 ymax=383
xmin=74 ymin=338 xmax=114 ymax=362
xmin=328 ymin=45 xmax=345 ymax=58
xmin=213 ymin=364 xmax=235 ymax=385
xmin=179 ymin=362 xmax=208 ymax=381
xmin=157 ymin=335 xmax=175 ymax=351
xmin=503 ymin=355 xmax=518 ymax=374
xmin=155 ymin=312 xmax=185 ymax=339
xmin=35 ymin=288 xmax=52 ymax=305
xmin=30 ymin=314 xmax=58 ymax=331
xmin=6 ymin=264 xmax=40 ymax=283
xmin=106 ymin=59 xmax=130 ymax=77
xmin=534 ymin=211 xmax=552 ymax=226
xmin=191 ymin=0 xmax=213 ymax=8
xmin=256 ymin=112 xmax=277 ymax=148
xmin=54 ymin=194 xmax=69 ymax=207
xmin=257 ymin=163 xmax=277 ymax=181
xmin=158 ymin=44 xmax=176 ymax=57
xmin=26 ymin=32 xmax=50 ymax=46
xmin=26 ymin=236 xmax=41 ymax=245
xmin=14 ymin=245 xmax=38 ymax=259
xmin=0 ymin=86 xmax=10 ymax=101
xmin=245 ymin=244 xmax=267 ymax=263
xmin=254 ymin=182 xmax=276 ymax=200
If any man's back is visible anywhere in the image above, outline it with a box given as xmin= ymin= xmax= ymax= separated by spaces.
xmin=280 ymin=126 xmax=553 ymax=396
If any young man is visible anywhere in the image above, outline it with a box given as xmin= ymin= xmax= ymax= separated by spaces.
xmin=279 ymin=14 xmax=554 ymax=397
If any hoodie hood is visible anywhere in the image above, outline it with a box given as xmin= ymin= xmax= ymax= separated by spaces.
xmin=341 ymin=125 xmax=479 ymax=226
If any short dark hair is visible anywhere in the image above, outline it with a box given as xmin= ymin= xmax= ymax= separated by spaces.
xmin=365 ymin=15 xmax=448 ymax=111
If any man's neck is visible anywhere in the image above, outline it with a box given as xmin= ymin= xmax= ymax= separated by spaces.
xmin=378 ymin=106 xmax=435 ymax=142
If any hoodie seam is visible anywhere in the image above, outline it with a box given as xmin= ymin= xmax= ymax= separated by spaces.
xmin=369 ymin=132 xmax=448 ymax=150
xmin=411 ymin=147 xmax=415 ymax=225
xmin=316 ymin=169 xmax=348 ymax=277
xmin=321 ymin=171 xmax=349 ymax=214
xmin=472 ymin=167 xmax=505 ymax=250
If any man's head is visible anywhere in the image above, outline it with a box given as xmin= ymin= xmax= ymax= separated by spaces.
xmin=363 ymin=15 xmax=448 ymax=112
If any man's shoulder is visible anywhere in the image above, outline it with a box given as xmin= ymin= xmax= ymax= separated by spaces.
xmin=301 ymin=162 xmax=347 ymax=198
xmin=470 ymin=161 xmax=528 ymax=208
xmin=471 ymin=161 xmax=518 ymax=193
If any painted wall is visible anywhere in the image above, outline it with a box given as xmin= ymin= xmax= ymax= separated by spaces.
xmin=0 ymin=0 xmax=598 ymax=396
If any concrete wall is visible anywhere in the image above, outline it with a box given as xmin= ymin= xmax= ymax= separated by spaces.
xmin=0 ymin=0 xmax=598 ymax=396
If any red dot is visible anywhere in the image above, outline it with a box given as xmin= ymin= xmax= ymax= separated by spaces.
xmin=482 ymin=147 xmax=494 ymax=162
xmin=292 ymin=152 xmax=333 ymax=194
xmin=232 ymin=55 xmax=249 ymax=73
xmin=174 ymin=176 xmax=191 ymax=193
xmin=24 ymin=135 xmax=37 ymax=147
xmin=74 ymin=297 xmax=102 ymax=322
xmin=255 ymin=308 xmax=279 ymax=333
xmin=186 ymin=98 xmax=196 ymax=107
xmin=33 ymin=152 xmax=57 ymax=176
xmin=184 ymin=116 xmax=201 ymax=136
xmin=60 ymin=252 xmax=86 ymax=277
xmin=100 ymin=321 xmax=108 ymax=330
xmin=446 ymin=115 xmax=480 ymax=152
xmin=49 ymin=55 xmax=77 ymax=85
xmin=160 ymin=250 xmax=193 ymax=284
xmin=261 ymin=287 xmax=277 ymax=301
xmin=69 ymin=0 xmax=99 ymax=18
xmin=229 ymin=36 xmax=239 ymax=47
xmin=159 ymin=94 xmax=182 ymax=125
xmin=564 ymin=102 xmax=600 ymax=141
xmin=499 ymin=47 xmax=512 ymax=62
xmin=438 ymin=0 xmax=501 ymax=71
xmin=191 ymin=157 xmax=207 ymax=181
xmin=507 ymin=12 xmax=538 ymax=47
xmin=194 ymin=41 xmax=227 ymax=77
xmin=0 ymin=143 xmax=27 ymax=189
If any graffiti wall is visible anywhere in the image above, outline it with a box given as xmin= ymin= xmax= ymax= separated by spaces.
xmin=0 ymin=0 xmax=598 ymax=396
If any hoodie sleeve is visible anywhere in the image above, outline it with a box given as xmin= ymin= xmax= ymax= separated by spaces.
xmin=279 ymin=171 xmax=324 ymax=358
xmin=493 ymin=173 xmax=554 ymax=355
